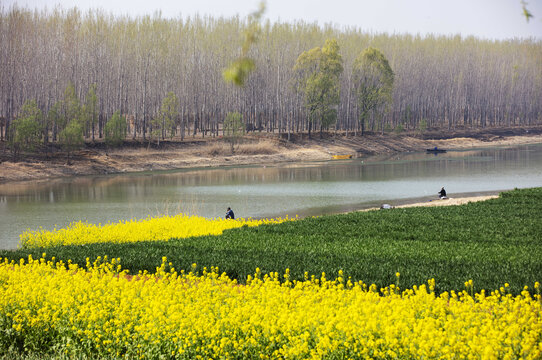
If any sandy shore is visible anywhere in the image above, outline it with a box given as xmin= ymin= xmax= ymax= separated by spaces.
xmin=361 ymin=195 xmax=500 ymax=212
xmin=394 ymin=195 xmax=498 ymax=209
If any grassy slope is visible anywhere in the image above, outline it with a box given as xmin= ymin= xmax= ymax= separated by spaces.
xmin=2 ymin=188 xmax=541 ymax=294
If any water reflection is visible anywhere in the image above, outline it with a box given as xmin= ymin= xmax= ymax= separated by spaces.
xmin=1 ymin=144 xmax=541 ymax=249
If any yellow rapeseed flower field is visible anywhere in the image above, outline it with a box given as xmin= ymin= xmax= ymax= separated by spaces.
xmin=1 ymin=255 xmax=540 ymax=359
xmin=19 ymin=214 xmax=290 ymax=248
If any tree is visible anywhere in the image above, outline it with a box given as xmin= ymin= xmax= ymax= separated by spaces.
xmin=61 ymin=82 xmax=81 ymax=132
xmin=59 ymin=119 xmax=84 ymax=164
xmin=83 ymin=84 xmax=98 ymax=141
xmin=8 ymin=99 xmax=42 ymax=160
xmin=46 ymin=102 xmax=62 ymax=144
xmin=1 ymin=7 xmax=541 ymax=140
xmin=223 ymin=111 xmax=244 ymax=154
xmin=150 ymin=91 xmax=178 ymax=147
xmin=352 ymin=47 xmax=394 ymax=135
xmin=104 ymin=110 xmax=126 ymax=147
xmin=294 ymin=39 xmax=343 ymax=138
xmin=59 ymin=82 xmax=84 ymax=163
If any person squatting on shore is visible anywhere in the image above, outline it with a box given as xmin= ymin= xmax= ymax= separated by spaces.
xmin=225 ymin=207 xmax=235 ymax=219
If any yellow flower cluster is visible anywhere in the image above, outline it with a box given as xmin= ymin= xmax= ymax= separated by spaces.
xmin=1 ymin=256 xmax=541 ymax=359
xmin=19 ymin=214 xmax=290 ymax=248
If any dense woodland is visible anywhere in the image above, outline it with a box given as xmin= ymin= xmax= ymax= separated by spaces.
xmin=1 ymin=6 xmax=541 ymax=148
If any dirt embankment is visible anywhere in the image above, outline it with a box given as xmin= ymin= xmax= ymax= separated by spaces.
xmin=1 ymin=126 xmax=542 ymax=184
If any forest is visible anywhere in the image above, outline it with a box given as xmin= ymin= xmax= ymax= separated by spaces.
xmin=1 ymin=5 xmax=541 ymax=149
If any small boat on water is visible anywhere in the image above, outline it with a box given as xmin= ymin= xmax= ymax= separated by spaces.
xmin=332 ymin=154 xmax=353 ymax=159
xmin=426 ymin=147 xmax=447 ymax=153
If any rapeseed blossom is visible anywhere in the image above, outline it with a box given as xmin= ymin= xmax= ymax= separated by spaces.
xmin=19 ymin=213 xmax=290 ymax=248
xmin=1 ymin=255 xmax=540 ymax=359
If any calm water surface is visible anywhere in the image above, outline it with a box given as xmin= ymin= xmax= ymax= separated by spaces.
xmin=1 ymin=143 xmax=541 ymax=249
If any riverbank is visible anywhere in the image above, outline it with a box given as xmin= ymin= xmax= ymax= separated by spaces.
xmin=1 ymin=126 xmax=542 ymax=184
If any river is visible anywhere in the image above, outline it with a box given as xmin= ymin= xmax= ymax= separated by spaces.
xmin=1 ymin=143 xmax=541 ymax=250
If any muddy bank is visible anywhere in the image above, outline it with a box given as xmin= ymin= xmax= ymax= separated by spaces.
xmin=1 ymin=126 xmax=542 ymax=184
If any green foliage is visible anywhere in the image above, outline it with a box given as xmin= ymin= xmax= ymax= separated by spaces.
xmin=8 ymin=99 xmax=43 ymax=158
xmin=150 ymin=92 xmax=179 ymax=146
xmin=353 ymin=47 xmax=394 ymax=131
xmin=46 ymin=102 xmax=61 ymax=139
xmin=104 ymin=111 xmax=126 ymax=147
xmin=223 ymin=1 xmax=265 ymax=86
xmin=223 ymin=58 xmax=256 ymax=87
xmin=223 ymin=111 xmax=244 ymax=153
xmin=61 ymin=82 xmax=81 ymax=131
xmin=59 ymin=120 xmax=84 ymax=156
xmin=521 ymin=0 xmax=534 ymax=22
xmin=4 ymin=188 xmax=541 ymax=296
xmin=394 ymin=123 xmax=404 ymax=134
xmin=57 ymin=82 xmax=84 ymax=157
xmin=83 ymin=84 xmax=98 ymax=141
xmin=294 ymin=39 xmax=343 ymax=137
xmin=160 ymin=92 xmax=179 ymax=138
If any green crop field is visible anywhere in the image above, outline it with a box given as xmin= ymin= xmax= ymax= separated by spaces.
xmin=2 ymin=187 xmax=541 ymax=294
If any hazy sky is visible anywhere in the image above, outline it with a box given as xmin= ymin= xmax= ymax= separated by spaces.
xmin=3 ymin=0 xmax=542 ymax=40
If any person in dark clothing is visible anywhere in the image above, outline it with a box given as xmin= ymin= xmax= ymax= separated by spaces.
xmin=438 ymin=187 xmax=447 ymax=199
xmin=225 ymin=207 xmax=235 ymax=219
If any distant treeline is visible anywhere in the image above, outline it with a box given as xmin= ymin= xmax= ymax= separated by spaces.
xmin=1 ymin=5 xmax=541 ymax=144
